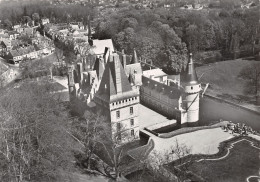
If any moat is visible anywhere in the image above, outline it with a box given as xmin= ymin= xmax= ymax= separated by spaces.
xmin=200 ymin=96 xmax=260 ymax=131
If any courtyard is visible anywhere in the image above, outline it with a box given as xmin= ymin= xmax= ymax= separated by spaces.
xmin=139 ymin=104 xmax=174 ymax=129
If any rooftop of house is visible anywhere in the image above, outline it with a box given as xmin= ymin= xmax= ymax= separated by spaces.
xmin=9 ymin=45 xmax=37 ymax=57
xmin=143 ymin=68 xmax=167 ymax=78
xmin=92 ymin=39 xmax=114 ymax=55
xmin=1 ymin=39 xmax=23 ymax=47
xmin=95 ymin=53 xmax=138 ymax=103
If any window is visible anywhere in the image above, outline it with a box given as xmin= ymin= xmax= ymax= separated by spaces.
xmin=116 ymin=110 xmax=120 ymax=118
xmin=131 ymin=129 xmax=134 ymax=136
xmin=130 ymin=107 xmax=133 ymax=115
xmin=130 ymin=119 xmax=134 ymax=126
xmin=117 ymin=122 xmax=121 ymax=131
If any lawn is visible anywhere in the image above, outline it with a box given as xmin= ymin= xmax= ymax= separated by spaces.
xmin=197 ymin=59 xmax=257 ymax=96
xmin=187 ymin=139 xmax=260 ymax=182
xmin=196 ymin=59 xmax=260 ymax=104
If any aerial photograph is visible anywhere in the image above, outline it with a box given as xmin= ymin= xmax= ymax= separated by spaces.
xmin=0 ymin=0 xmax=259 ymax=181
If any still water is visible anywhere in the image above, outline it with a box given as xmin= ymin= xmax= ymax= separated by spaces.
xmin=199 ymin=96 xmax=260 ymax=131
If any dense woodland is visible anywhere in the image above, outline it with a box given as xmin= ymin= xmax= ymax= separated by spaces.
xmin=1 ymin=0 xmax=259 ymax=73
xmin=94 ymin=6 xmax=259 ymax=72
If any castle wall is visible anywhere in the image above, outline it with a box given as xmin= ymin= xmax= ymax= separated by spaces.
xmin=140 ymin=85 xmax=180 ymax=120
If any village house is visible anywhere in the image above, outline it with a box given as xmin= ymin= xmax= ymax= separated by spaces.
xmin=41 ymin=18 xmax=50 ymax=25
xmin=0 ymin=39 xmax=23 ymax=53
xmin=69 ymin=22 xmax=84 ymax=30
xmin=6 ymin=43 xmax=52 ymax=64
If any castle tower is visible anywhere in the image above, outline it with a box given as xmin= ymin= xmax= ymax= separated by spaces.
xmin=94 ymin=53 xmax=140 ymax=143
xmin=182 ymin=53 xmax=201 ymax=125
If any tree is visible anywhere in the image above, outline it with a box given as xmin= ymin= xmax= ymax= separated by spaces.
xmin=239 ymin=62 xmax=260 ymax=104
xmin=20 ymin=58 xmax=53 ymax=79
xmin=0 ymin=81 xmax=78 ymax=181
xmin=114 ymin=27 xmax=137 ymax=54
xmin=23 ymin=6 xmax=28 ymax=16
xmin=22 ymin=16 xmax=32 ymax=26
xmin=32 ymin=13 xmax=40 ymax=25
xmin=3 ymin=19 xmax=12 ymax=30
xmin=18 ymin=34 xmax=32 ymax=45
xmin=71 ymin=111 xmax=107 ymax=170
xmin=149 ymin=139 xmax=194 ymax=182
xmin=95 ymin=120 xmax=139 ymax=180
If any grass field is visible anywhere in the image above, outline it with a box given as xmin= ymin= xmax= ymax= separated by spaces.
xmin=197 ymin=59 xmax=260 ymax=106
xmin=188 ymin=139 xmax=260 ymax=182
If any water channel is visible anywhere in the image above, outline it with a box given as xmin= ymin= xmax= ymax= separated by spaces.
xmin=199 ymin=96 xmax=260 ymax=131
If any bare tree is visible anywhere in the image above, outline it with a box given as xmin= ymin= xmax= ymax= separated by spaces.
xmin=71 ymin=110 xmax=107 ymax=170
xmin=147 ymin=139 xmax=194 ymax=182
xmin=94 ymin=121 xmax=139 ymax=180
xmin=0 ymin=81 xmax=77 ymax=182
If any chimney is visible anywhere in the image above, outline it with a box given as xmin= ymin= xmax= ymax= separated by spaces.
xmin=122 ymin=53 xmax=126 ymax=69
xmin=104 ymin=47 xmax=110 ymax=64
xmin=77 ymin=62 xmax=83 ymax=83
xmin=113 ymin=54 xmax=122 ymax=94
xmin=68 ymin=65 xmax=75 ymax=86
xmin=99 ymin=57 xmax=105 ymax=80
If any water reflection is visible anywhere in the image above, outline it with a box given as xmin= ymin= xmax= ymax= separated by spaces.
xmin=200 ymin=96 xmax=260 ymax=131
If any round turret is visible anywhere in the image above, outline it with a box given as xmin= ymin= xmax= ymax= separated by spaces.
xmin=182 ymin=53 xmax=201 ymax=125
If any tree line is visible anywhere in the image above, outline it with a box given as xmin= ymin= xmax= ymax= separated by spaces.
xmin=94 ymin=5 xmax=259 ymax=71
xmin=0 ymin=1 xmax=95 ymax=30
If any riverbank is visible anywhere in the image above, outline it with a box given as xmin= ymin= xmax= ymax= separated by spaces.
xmin=204 ymin=92 xmax=260 ymax=115
xmin=197 ymin=59 xmax=260 ymax=113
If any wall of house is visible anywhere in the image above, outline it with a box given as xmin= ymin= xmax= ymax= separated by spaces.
xmin=110 ymin=96 xmax=140 ymax=141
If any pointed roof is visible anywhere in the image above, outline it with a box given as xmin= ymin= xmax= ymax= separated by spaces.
xmin=93 ymin=56 xmax=105 ymax=80
xmin=95 ymin=53 xmax=137 ymax=102
xmin=182 ymin=53 xmax=198 ymax=85
xmin=131 ymin=48 xmax=138 ymax=64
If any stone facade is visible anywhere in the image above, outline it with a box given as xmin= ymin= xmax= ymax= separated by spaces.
xmin=68 ymin=47 xmax=201 ymax=143
xmin=94 ymin=53 xmax=140 ymax=143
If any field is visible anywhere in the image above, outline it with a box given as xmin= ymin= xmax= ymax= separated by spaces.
xmin=188 ymin=138 xmax=260 ymax=182
xmin=196 ymin=59 xmax=260 ymax=108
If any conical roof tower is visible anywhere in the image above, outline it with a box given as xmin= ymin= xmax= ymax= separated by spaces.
xmin=182 ymin=53 xmax=198 ymax=85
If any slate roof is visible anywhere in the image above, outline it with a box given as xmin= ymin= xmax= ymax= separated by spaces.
xmin=9 ymin=45 xmax=37 ymax=57
xmin=142 ymin=75 xmax=182 ymax=99
xmin=95 ymin=53 xmax=137 ymax=102
xmin=131 ymin=48 xmax=138 ymax=64
xmin=93 ymin=57 xmax=105 ymax=80
xmin=181 ymin=53 xmax=198 ymax=85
